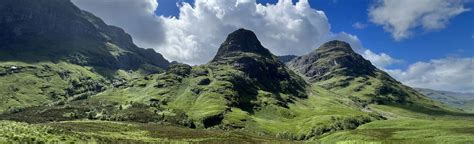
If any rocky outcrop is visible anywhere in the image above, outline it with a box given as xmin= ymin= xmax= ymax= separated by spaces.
xmin=288 ymin=40 xmax=376 ymax=81
xmin=210 ymin=29 xmax=308 ymax=99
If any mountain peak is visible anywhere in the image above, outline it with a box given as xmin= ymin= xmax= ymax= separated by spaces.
xmin=212 ymin=28 xmax=272 ymax=61
xmin=288 ymin=40 xmax=376 ymax=81
xmin=316 ymin=40 xmax=354 ymax=54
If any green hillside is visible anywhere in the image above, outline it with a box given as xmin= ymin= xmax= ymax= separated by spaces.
xmin=0 ymin=0 xmax=473 ymax=143
xmin=288 ymin=40 xmax=455 ymax=111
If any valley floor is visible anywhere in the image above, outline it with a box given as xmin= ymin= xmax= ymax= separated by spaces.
xmin=2 ymin=117 xmax=474 ymax=143
xmin=0 ymin=120 xmax=281 ymax=143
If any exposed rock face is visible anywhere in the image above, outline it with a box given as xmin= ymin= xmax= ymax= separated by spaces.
xmin=212 ymin=29 xmax=273 ymax=61
xmin=288 ymin=40 xmax=376 ymax=81
xmin=0 ymin=0 xmax=169 ymax=69
xmin=211 ymin=28 xmax=308 ymax=98
xmin=287 ymin=40 xmax=437 ymax=105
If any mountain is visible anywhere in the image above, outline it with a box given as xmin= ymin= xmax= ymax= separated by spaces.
xmin=287 ymin=40 xmax=448 ymax=108
xmin=277 ymin=55 xmax=298 ymax=64
xmin=1 ymin=28 xmax=473 ymax=143
xmin=288 ymin=40 xmax=376 ymax=81
xmin=211 ymin=29 xmax=308 ymax=100
xmin=0 ymin=28 xmax=378 ymax=140
xmin=0 ymin=0 xmax=169 ymax=69
xmin=0 ymin=0 xmax=169 ymax=113
xmin=415 ymin=88 xmax=474 ymax=113
xmin=144 ymin=28 xmax=310 ymax=127
xmin=0 ymin=1 xmax=473 ymax=141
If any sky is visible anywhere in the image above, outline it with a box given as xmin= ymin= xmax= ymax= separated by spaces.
xmin=71 ymin=0 xmax=473 ymax=93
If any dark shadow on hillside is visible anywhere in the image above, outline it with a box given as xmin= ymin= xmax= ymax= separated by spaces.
xmin=389 ymin=104 xmax=474 ymax=118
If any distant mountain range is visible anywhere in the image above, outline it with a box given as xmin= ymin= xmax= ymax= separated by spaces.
xmin=0 ymin=0 xmax=473 ymax=143
xmin=415 ymin=88 xmax=474 ymax=113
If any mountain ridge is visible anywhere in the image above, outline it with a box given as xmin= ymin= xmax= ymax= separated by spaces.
xmin=287 ymin=40 xmax=451 ymax=109
xmin=0 ymin=0 xmax=169 ymax=70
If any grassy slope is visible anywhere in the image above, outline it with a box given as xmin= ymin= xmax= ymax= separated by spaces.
xmin=320 ymin=119 xmax=474 ymax=143
xmin=312 ymin=73 xmax=474 ymax=143
xmin=314 ymin=73 xmax=456 ymax=112
xmin=320 ymin=104 xmax=474 ymax=143
xmin=0 ymin=61 xmax=105 ymax=113
xmin=463 ymin=100 xmax=474 ymax=113
xmin=0 ymin=120 xmax=280 ymax=143
xmin=87 ymin=63 xmax=381 ymax=138
xmin=1 ymin=62 xmax=473 ymax=142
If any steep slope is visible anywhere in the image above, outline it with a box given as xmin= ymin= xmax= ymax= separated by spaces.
xmin=0 ymin=0 xmax=169 ymax=69
xmin=0 ymin=0 xmax=169 ymax=113
xmin=277 ymin=55 xmax=298 ymax=64
xmin=288 ymin=40 xmax=449 ymax=108
xmin=211 ymin=29 xmax=308 ymax=100
xmin=152 ymin=29 xmax=310 ymax=127
xmin=416 ymin=88 xmax=474 ymax=113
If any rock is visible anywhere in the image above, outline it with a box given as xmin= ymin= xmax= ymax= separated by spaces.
xmin=197 ymin=78 xmax=211 ymax=85
xmin=166 ymin=63 xmax=192 ymax=76
xmin=287 ymin=40 xmax=376 ymax=81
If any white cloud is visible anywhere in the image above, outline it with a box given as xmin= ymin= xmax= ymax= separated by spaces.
xmin=369 ymin=0 xmax=470 ymax=40
xmin=73 ymin=0 xmax=397 ymax=67
xmin=362 ymin=50 xmax=401 ymax=68
xmin=158 ymin=0 xmax=330 ymax=64
xmin=387 ymin=57 xmax=474 ymax=93
xmin=352 ymin=22 xmax=367 ymax=29
xmin=71 ymin=0 xmax=165 ymax=49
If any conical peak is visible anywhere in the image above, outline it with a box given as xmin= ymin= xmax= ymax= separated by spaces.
xmin=213 ymin=28 xmax=272 ymax=60
xmin=317 ymin=40 xmax=354 ymax=53
xmin=226 ymin=28 xmax=259 ymax=43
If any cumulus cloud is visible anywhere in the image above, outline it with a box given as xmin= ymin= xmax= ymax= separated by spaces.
xmin=73 ymin=0 xmax=397 ymax=67
xmin=352 ymin=22 xmax=367 ymax=29
xmin=387 ymin=57 xmax=474 ymax=93
xmin=369 ymin=0 xmax=470 ymax=40
xmin=158 ymin=0 xmax=330 ymax=64
xmin=71 ymin=0 xmax=165 ymax=48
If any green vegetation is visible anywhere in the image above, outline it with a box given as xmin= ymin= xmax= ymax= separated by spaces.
xmin=1 ymin=4 xmax=472 ymax=142
xmin=0 ymin=120 xmax=280 ymax=143
xmin=320 ymin=119 xmax=474 ymax=143
xmin=0 ymin=61 xmax=106 ymax=113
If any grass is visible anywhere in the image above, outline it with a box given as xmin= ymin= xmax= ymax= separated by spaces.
xmin=0 ymin=120 xmax=282 ymax=143
xmin=319 ymin=119 xmax=474 ymax=143
xmin=0 ymin=61 xmax=106 ymax=113
xmin=2 ymin=61 xmax=474 ymax=143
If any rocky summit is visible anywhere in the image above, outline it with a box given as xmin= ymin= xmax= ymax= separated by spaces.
xmin=288 ymin=40 xmax=442 ymax=106
xmin=212 ymin=28 xmax=273 ymax=61
xmin=288 ymin=40 xmax=376 ymax=81
xmin=210 ymin=28 xmax=307 ymax=99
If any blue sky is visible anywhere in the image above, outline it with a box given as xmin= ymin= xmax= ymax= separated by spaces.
xmin=154 ymin=0 xmax=473 ymax=70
